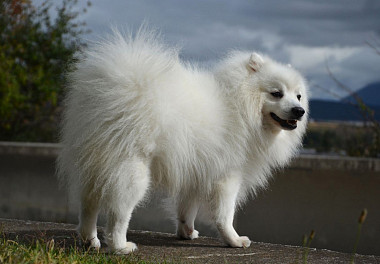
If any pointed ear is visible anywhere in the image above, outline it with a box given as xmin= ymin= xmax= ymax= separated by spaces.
xmin=247 ymin=53 xmax=264 ymax=72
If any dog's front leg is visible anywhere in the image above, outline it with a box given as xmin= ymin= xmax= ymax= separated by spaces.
xmin=210 ymin=172 xmax=251 ymax=248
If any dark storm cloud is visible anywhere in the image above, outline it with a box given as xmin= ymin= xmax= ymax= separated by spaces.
xmin=83 ymin=0 xmax=380 ymax=54
xmin=33 ymin=0 xmax=380 ymax=98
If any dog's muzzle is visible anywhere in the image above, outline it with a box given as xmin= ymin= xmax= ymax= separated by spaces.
xmin=270 ymin=107 xmax=305 ymax=130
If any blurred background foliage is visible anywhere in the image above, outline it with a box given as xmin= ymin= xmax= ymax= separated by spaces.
xmin=0 ymin=0 xmax=90 ymax=142
xmin=303 ymin=122 xmax=379 ymax=157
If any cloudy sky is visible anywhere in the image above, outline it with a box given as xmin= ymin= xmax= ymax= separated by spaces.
xmin=39 ymin=0 xmax=380 ymax=100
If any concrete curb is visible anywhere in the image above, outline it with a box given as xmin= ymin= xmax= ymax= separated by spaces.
xmin=1 ymin=218 xmax=379 ymax=264
xmin=0 ymin=142 xmax=60 ymax=156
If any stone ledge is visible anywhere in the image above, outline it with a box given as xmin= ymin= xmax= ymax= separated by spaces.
xmin=1 ymin=141 xmax=380 ymax=172
xmin=0 ymin=142 xmax=60 ymax=156
xmin=291 ymin=154 xmax=380 ymax=172
xmin=1 ymin=218 xmax=379 ymax=264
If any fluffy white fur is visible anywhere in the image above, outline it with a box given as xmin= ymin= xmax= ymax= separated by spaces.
xmin=57 ymin=28 xmax=308 ymax=254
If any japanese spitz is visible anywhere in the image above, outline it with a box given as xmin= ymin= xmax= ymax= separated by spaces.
xmin=57 ymin=28 xmax=308 ymax=254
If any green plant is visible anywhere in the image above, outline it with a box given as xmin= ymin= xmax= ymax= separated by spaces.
xmin=0 ymin=236 xmax=162 ymax=264
xmin=350 ymin=209 xmax=368 ymax=264
xmin=295 ymin=229 xmax=316 ymax=264
xmin=302 ymin=230 xmax=315 ymax=264
xmin=0 ymin=0 xmax=90 ymax=142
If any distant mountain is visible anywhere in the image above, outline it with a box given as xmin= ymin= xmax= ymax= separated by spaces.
xmin=309 ymin=100 xmax=380 ymax=122
xmin=341 ymin=82 xmax=380 ymax=106
xmin=309 ymin=82 xmax=380 ymax=122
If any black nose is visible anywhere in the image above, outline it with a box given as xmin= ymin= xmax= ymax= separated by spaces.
xmin=291 ymin=107 xmax=305 ymax=118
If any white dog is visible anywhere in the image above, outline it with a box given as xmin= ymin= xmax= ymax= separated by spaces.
xmin=57 ymin=28 xmax=308 ymax=254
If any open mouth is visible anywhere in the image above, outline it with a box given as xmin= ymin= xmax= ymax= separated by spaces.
xmin=270 ymin=113 xmax=297 ymax=130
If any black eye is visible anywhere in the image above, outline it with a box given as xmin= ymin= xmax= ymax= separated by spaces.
xmin=271 ymin=91 xmax=283 ymax=98
xmin=297 ymin=95 xmax=301 ymax=101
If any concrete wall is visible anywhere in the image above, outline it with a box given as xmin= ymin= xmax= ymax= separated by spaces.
xmin=236 ymin=156 xmax=380 ymax=256
xmin=0 ymin=142 xmax=379 ymax=255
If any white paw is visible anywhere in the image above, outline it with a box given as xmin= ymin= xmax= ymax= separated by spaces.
xmin=112 ymin=242 xmax=138 ymax=255
xmin=89 ymin=237 xmax=101 ymax=250
xmin=189 ymin=229 xmax=199 ymax=239
xmin=227 ymin=236 xmax=251 ymax=248
xmin=177 ymin=224 xmax=199 ymax=240
xmin=82 ymin=236 xmax=101 ymax=250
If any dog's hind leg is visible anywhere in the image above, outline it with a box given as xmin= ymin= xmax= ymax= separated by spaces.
xmin=176 ymin=196 xmax=199 ymax=240
xmin=78 ymin=187 xmax=101 ymax=250
xmin=210 ymin=172 xmax=251 ymax=248
xmin=104 ymin=157 xmax=150 ymax=254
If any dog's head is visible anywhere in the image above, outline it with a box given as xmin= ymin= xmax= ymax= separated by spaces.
xmin=247 ymin=53 xmax=308 ymax=131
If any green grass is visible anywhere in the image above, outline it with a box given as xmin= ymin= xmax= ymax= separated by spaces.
xmin=0 ymin=236 xmax=170 ymax=264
